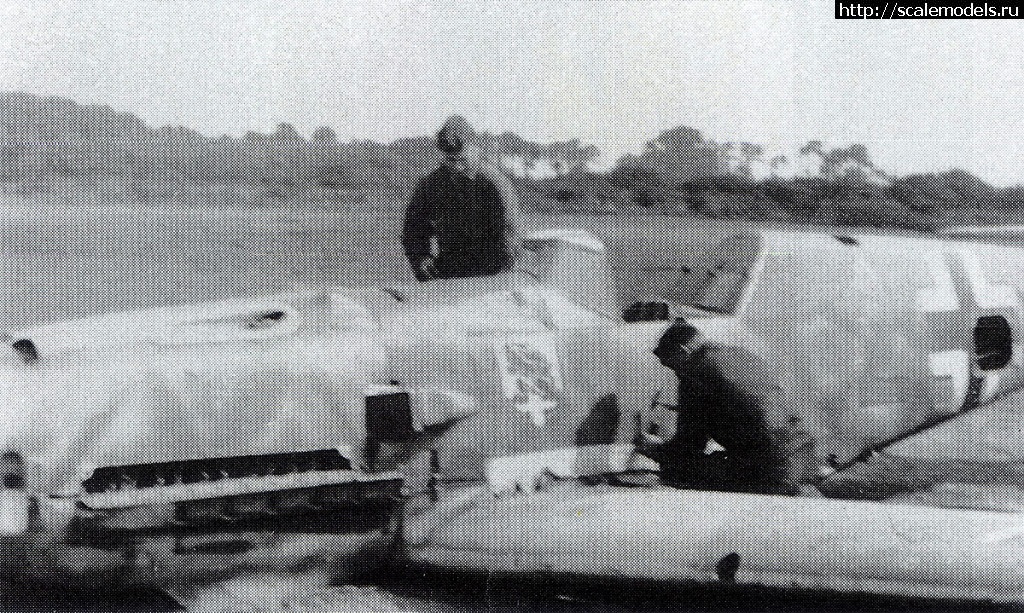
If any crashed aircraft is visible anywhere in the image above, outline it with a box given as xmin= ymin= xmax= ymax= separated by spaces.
xmin=3 ymin=225 xmax=1024 ymax=605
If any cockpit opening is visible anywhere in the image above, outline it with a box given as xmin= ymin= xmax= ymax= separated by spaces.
xmin=975 ymin=315 xmax=1013 ymax=371
xmin=617 ymin=232 xmax=762 ymax=318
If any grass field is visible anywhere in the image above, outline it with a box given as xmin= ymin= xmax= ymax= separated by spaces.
xmin=0 ymin=191 xmax=753 ymax=329
xmin=0 ymin=188 xmax=926 ymax=330
xmin=0 ymin=192 xmax=410 ymax=329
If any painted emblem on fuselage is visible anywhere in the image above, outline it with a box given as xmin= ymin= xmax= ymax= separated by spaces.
xmin=496 ymin=336 xmax=562 ymax=427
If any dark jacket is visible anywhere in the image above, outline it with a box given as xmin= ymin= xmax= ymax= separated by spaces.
xmin=659 ymin=345 xmax=808 ymax=495
xmin=402 ymin=163 xmax=516 ymax=279
xmin=674 ymin=345 xmax=780 ymax=452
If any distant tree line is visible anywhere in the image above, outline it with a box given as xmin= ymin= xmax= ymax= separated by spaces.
xmin=3 ymin=91 xmax=1024 ymax=230
xmin=0 ymin=92 xmax=597 ymax=191
xmin=590 ymin=126 xmax=1024 ymax=230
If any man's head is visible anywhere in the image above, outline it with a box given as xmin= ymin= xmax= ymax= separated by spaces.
xmin=653 ymin=320 xmax=704 ymax=371
xmin=437 ymin=115 xmax=483 ymax=176
xmin=436 ymin=115 xmax=474 ymax=155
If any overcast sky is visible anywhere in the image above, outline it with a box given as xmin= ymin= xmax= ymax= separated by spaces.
xmin=1 ymin=0 xmax=1023 ymax=184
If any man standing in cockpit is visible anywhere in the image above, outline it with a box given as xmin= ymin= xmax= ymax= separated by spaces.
xmin=402 ymin=115 xmax=520 ymax=281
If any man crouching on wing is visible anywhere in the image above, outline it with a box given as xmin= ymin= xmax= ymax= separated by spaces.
xmin=644 ymin=320 xmax=819 ymax=496
xmin=402 ymin=115 xmax=522 ymax=281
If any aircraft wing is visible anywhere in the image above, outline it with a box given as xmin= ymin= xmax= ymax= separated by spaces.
xmin=408 ymin=481 xmax=1024 ymax=604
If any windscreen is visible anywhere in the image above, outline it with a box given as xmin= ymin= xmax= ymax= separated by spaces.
xmin=664 ymin=233 xmax=762 ymax=314
xmin=519 ymin=231 xmax=616 ymax=319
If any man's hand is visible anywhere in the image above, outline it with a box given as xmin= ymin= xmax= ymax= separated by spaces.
xmin=414 ymin=256 xmax=438 ymax=281
xmin=641 ymin=431 xmax=666 ymax=446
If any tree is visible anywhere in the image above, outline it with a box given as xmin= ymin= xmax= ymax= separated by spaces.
xmin=273 ymin=123 xmax=303 ymax=142
xmin=821 ymin=144 xmax=875 ymax=179
xmin=890 ymin=169 xmax=993 ymax=211
xmin=629 ymin=126 xmax=718 ymax=185
xmin=311 ymin=126 xmax=338 ymax=143
xmin=243 ymin=131 xmax=269 ymax=143
xmin=799 ymin=140 xmax=823 ymax=156
xmin=648 ymin=126 xmax=704 ymax=152
xmin=740 ymin=142 xmax=763 ymax=160
xmin=545 ymin=139 xmax=600 ymax=175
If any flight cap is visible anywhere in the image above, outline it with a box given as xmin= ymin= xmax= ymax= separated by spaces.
xmin=436 ymin=115 xmax=475 ymax=155
xmin=653 ymin=319 xmax=704 ymax=362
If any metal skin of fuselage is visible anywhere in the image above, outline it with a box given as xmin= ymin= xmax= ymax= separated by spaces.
xmin=2 ymin=227 xmax=1024 ymax=604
